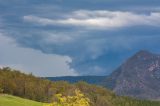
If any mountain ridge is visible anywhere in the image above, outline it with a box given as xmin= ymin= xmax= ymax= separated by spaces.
xmin=103 ymin=50 xmax=160 ymax=100
xmin=46 ymin=76 xmax=106 ymax=85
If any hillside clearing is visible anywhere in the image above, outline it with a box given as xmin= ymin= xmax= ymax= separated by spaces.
xmin=0 ymin=94 xmax=43 ymax=106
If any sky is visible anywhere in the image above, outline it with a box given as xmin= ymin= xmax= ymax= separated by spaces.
xmin=0 ymin=0 xmax=160 ymax=76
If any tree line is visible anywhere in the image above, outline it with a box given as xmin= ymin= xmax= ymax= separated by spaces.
xmin=0 ymin=67 xmax=160 ymax=106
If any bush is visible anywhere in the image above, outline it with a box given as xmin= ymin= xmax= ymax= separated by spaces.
xmin=44 ymin=89 xmax=90 ymax=106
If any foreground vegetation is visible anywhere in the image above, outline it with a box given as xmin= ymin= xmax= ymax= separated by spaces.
xmin=45 ymin=89 xmax=90 ymax=106
xmin=0 ymin=67 xmax=160 ymax=106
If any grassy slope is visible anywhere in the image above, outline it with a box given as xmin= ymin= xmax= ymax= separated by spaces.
xmin=0 ymin=95 xmax=43 ymax=106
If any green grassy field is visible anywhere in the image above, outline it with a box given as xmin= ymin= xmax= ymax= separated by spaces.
xmin=0 ymin=95 xmax=43 ymax=106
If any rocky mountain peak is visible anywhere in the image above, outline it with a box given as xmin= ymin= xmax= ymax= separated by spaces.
xmin=131 ymin=50 xmax=154 ymax=60
xmin=104 ymin=50 xmax=160 ymax=100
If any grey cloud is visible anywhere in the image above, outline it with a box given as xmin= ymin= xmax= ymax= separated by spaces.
xmin=0 ymin=32 xmax=77 ymax=77
xmin=24 ymin=10 xmax=160 ymax=29
xmin=1 ymin=0 xmax=160 ymax=76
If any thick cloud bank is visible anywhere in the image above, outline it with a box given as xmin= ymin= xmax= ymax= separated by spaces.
xmin=0 ymin=33 xmax=77 ymax=77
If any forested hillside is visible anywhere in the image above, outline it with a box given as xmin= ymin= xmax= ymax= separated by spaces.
xmin=1 ymin=67 xmax=160 ymax=106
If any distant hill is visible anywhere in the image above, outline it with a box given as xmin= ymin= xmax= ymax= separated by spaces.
xmin=0 ymin=94 xmax=42 ymax=106
xmin=103 ymin=50 xmax=160 ymax=100
xmin=46 ymin=76 xmax=106 ymax=85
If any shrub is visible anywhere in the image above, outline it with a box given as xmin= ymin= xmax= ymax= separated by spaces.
xmin=44 ymin=89 xmax=90 ymax=106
